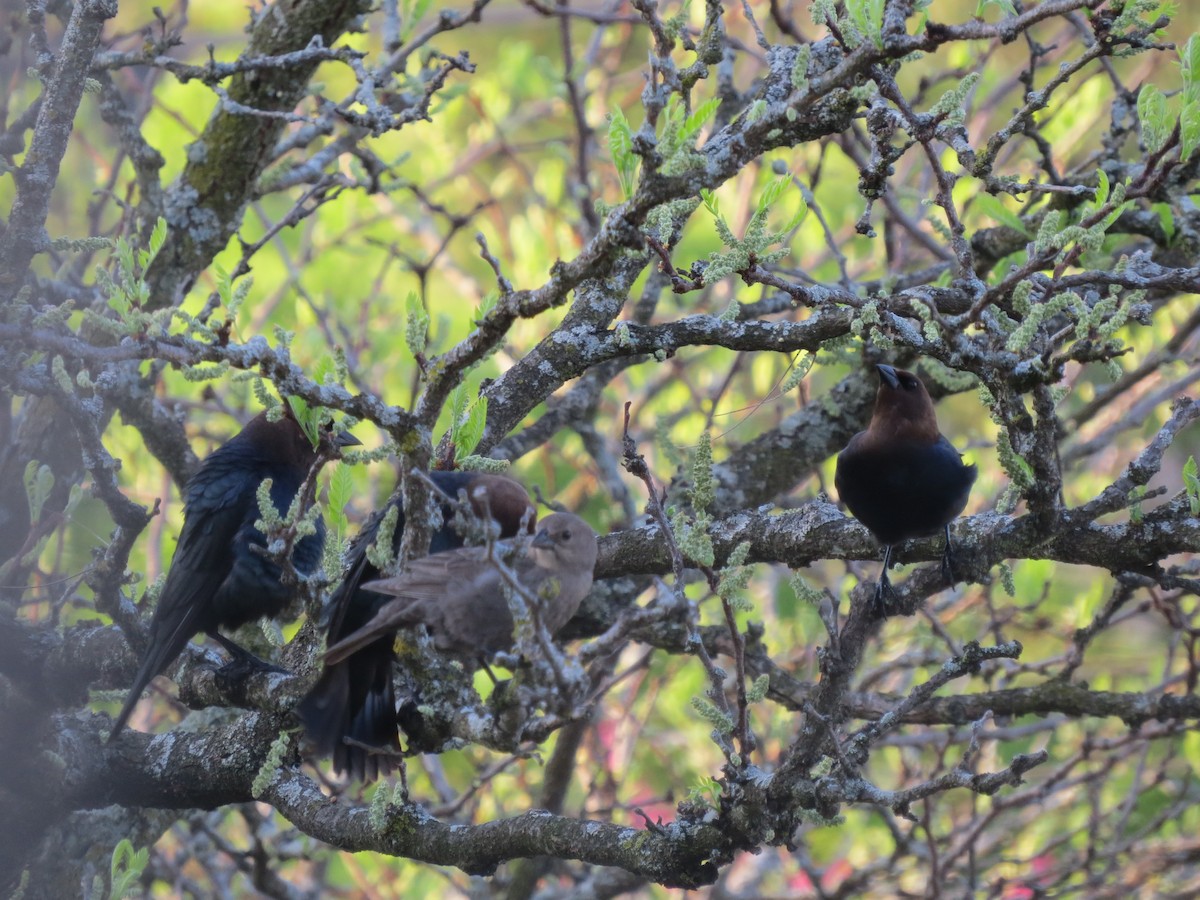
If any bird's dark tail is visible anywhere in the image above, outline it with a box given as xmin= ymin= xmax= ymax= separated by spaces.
xmin=108 ymin=607 xmax=202 ymax=742
xmin=109 ymin=660 xmax=164 ymax=740
xmin=296 ymin=637 xmax=400 ymax=781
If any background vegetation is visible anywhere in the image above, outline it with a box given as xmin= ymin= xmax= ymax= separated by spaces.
xmin=2 ymin=0 xmax=1200 ymax=896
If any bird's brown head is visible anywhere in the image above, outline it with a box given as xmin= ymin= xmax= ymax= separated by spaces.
xmin=467 ymin=474 xmax=536 ymax=537
xmin=529 ymin=512 xmax=599 ymax=574
xmin=323 ymin=423 xmax=361 ymax=454
xmin=865 ymin=364 xmax=941 ymax=445
xmin=244 ymin=409 xmax=359 ymax=469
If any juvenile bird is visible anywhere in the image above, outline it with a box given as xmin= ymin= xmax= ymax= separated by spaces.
xmin=322 ymin=511 xmax=597 ymax=667
xmin=835 ymin=364 xmax=976 ymax=611
xmin=296 ymin=471 xmax=534 ymax=781
xmin=110 ymin=408 xmax=357 ymax=740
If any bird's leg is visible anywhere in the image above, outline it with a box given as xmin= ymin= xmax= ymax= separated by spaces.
xmin=211 ymin=631 xmax=289 ymax=681
xmin=872 ymin=544 xmax=899 ymax=616
xmin=478 ymin=658 xmax=501 ymax=685
xmin=941 ymin=524 xmax=957 ymax=585
xmin=340 ymin=736 xmax=408 ymax=791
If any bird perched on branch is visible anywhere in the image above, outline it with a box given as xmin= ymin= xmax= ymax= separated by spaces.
xmin=110 ymin=406 xmax=358 ymax=740
xmin=297 ymin=471 xmax=535 ymax=781
xmin=835 ymin=364 xmax=977 ymax=612
xmin=322 ymin=511 xmax=597 ymax=667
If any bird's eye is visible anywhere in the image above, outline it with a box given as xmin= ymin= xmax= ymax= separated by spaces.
xmin=561 ymin=529 xmax=572 ymax=540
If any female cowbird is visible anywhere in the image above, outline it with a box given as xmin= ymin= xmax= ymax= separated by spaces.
xmin=109 ymin=408 xmax=358 ymax=740
xmin=322 ymin=511 xmax=597 ymax=666
xmin=835 ymin=364 xmax=976 ymax=611
xmin=296 ymin=471 xmax=534 ymax=781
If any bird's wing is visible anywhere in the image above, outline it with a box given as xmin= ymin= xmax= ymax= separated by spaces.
xmin=109 ymin=489 xmax=247 ymax=738
xmin=324 ymin=549 xmax=509 ymax=664
xmin=533 ymin=568 xmax=594 ymax=635
xmin=149 ymin=493 xmax=247 ymax=642
xmin=318 ymin=471 xmax=498 ymax=641
xmin=363 ymin=545 xmax=498 ymax=603
xmin=320 ymin=501 xmax=398 ymax=638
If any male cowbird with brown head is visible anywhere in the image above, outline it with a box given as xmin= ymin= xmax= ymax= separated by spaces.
xmin=322 ymin=511 xmax=597 ymax=667
xmin=835 ymin=364 xmax=976 ymax=612
xmin=296 ymin=472 xmax=534 ymax=781
xmin=110 ymin=408 xmax=358 ymax=740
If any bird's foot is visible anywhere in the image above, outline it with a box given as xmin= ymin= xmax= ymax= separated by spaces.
xmin=213 ymin=654 xmax=288 ymax=696
xmin=211 ymin=632 xmax=287 ymax=674
xmin=941 ymin=527 xmax=958 ymax=585
xmin=871 ymin=573 xmax=900 ymax=619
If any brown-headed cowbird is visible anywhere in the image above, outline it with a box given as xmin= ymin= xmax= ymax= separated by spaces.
xmin=323 ymin=511 xmax=597 ymax=667
xmin=835 ymin=364 xmax=977 ymax=610
xmin=296 ymin=471 xmax=534 ymax=781
xmin=109 ymin=408 xmax=357 ymax=740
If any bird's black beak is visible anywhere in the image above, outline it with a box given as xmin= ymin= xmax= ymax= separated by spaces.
xmin=531 ymin=528 xmax=555 ymax=550
xmin=334 ymin=430 xmax=362 ymax=449
xmin=876 ymin=364 xmax=900 ymax=389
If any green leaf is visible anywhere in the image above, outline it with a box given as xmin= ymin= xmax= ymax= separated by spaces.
xmin=1180 ymin=34 xmax=1200 ymax=104
xmin=328 ymin=463 xmax=353 ymax=516
xmin=446 ymin=386 xmax=488 ymax=458
xmin=973 ymin=192 xmax=1031 ymax=237
xmin=755 ymin=176 xmax=790 ymax=219
xmin=312 ymin=353 xmax=338 ymax=386
xmin=1094 ymin=169 xmax=1111 ymax=209
xmin=401 ymin=0 xmax=435 ymax=39
xmin=608 ymin=108 xmax=638 ymax=199
xmin=287 ymin=396 xmax=321 ymax=449
xmin=1181 ymin=100 xmax=1200 ymax=162
xmin=781 ymin=191 xmax=809 ymax=234
xmin=147 ymin=216 xmax=168 ymax=263
xmin=458 ymin=395 xmax=488 ymax=457
xmin=1137 ymin=84 xmax=1170 ymax=153
xmin=109 ymin=838 xmax=149 ymax=900
xmin=682 ymin=96 xmax=721 ymax=143
xmin=976 ymin=0 xmax=1016 ymax=15
xmin=1129 ymin=484 xmax=1146 ymax=524
xmin=448 ymin=384 xmax=468 ymax=436
xmin=700 ymin=188 xmax=736 ymax=246
xmin=846 ymin=0 xmax=885 ymax=48
xmin=24 ymin=461 xmax=54 ymax=524
xmin=213 ymin=263 xmax=233 ymax=307
xmin=411 ymin=0 xmax=434 ymax=25
xmin=476 ymin=291 xmax=497 ymax=321
xmin=1184 ymin=455 xmax=1200 ymax=516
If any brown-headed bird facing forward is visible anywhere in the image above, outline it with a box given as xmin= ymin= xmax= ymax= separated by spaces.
xmin=110 ymin=408 xmax=358 ymax=740
xmin=322 ymin=512 xmax=597 ymax=669
xmin=297 ymin=471 xmax=534 ymax=781
xmin=835 ymin=364 xmax=976 ymax=612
